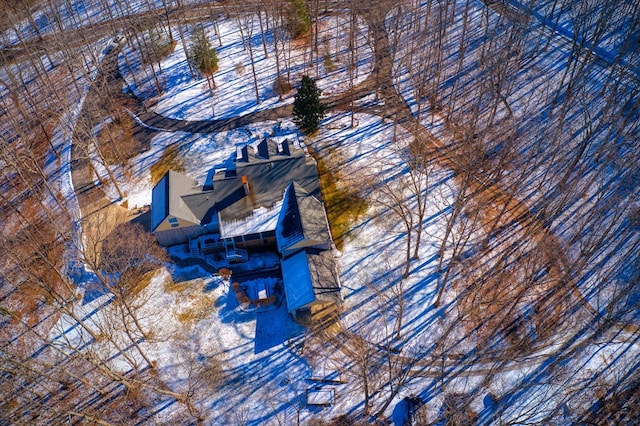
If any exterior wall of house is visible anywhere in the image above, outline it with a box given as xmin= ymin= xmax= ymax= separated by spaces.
xmin=280 ymin=239 xmax=330 ymax=258
xmin=155 ymin=224 xmax=203 ymax=246
xmin=232 ymin=230 xmax=277 ymax=250
xmin=154 ymin=215 xmax=198 ymax=232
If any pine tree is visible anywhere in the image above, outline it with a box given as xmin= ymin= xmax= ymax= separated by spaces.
xmin=293 ymin=75 xmax=325 ymax=134
xmin=285 ymin=0 xmax=311 ymax=39
xmin=190 ymin=25 xmax=219 ymax=77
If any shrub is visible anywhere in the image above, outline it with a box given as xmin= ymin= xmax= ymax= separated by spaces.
xmin=97 ymin=113 xmax=137 ymax=165
xmin=146 ymin=37 xmax=176 ymax=65
xmin=273 ymin=75 xmax=292 ymax=96
xmin=176 ymin=295 xmax=217 ymax=323
xmin=306 ymin=145 xmax=367 ymax=251
xmin=323 ymin=51 xmax=337 ymax=72
xmin=150 ymin=144 xmax=186 ymax=184
xmin=140 ymin=27 xmax=176 ymax=65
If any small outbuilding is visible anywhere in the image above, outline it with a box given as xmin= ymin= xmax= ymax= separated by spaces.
xmin=306 ymin=387 xmax=335 ymax=406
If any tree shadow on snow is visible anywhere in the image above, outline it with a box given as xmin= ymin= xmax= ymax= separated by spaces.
xmin=254 ymin=302 xmax=304 ymax=354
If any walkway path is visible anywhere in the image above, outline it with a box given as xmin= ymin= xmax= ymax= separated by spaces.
xmin=70 ymin=47 xmax=134 ymax=218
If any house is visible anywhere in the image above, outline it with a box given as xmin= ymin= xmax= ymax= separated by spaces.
xmin=151 ymin=136 xmax=342 ymax=319
xmin=151 ymin=137 xmax=319 ymax=248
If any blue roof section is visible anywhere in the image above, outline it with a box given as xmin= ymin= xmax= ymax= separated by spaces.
xmin=281 ymin=248 xmax=342 ymax=312
xmin=281 ymin=250 xmax=316 ymax=312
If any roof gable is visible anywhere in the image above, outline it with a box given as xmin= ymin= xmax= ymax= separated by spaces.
xmin=151 ymin=171 xmax=201 ymax=231
xmin=277 ymin=182 xmax=331 ymax=255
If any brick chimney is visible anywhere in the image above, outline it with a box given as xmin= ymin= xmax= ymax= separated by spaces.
xmin=236 ymin=144 xmax=249 ymax=162
xmin=242 ymin=175 xmax=250 ymax=195
xmin=256 ymin=138 xmax=269 ymax=159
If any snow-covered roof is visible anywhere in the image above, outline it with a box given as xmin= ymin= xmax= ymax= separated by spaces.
xmin=219 ymin=200 xmax=283 ymax=239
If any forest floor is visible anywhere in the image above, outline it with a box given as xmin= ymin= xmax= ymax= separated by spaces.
xmin=67 ymin=0 xmax=610 ymax=371
xmin=47 ymin=1 xmax=638 ymax=423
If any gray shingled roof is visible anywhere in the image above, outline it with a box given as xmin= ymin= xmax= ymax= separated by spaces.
xmin=183 ymin=154 xmax=320 ymax=225
xmin=153 ymin=139 xmax=321 ymax=231
xmin=167 ymin=171 xmax=203 ymax=223
xmin=278 ymin=182 xmax=331 ymax=252
xmin=307 ymin=250 xmax=342 ymax=307
xmin=292 ymin=182 xmax=330 ymax=243
xmin=151 ymin=170 xmax=202 ymax=231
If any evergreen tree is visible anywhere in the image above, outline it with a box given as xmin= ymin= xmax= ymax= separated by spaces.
xmin=293 ymin=75 xmax=325 ymax=134
xmin=285 ymin=0 xmax=311 ymax=39
xmin=190 ymin=25 xmax=218 ymax=76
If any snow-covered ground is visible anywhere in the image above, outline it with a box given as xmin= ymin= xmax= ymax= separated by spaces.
xmin=3 ymin=0 xmax=639 ymax=424
xmin=62 ymin=110 xmax=460 ymax=423
xmin=119 ymin=12 xmax=372 ymax=120
xmin=393 ymin=0 xmax=640 ymax=317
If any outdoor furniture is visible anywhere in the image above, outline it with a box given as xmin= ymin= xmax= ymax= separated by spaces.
xmin=219 ymin=268 xmax=232 ymax=280
xmin=306 ymin=387 xmax=335 ymax=406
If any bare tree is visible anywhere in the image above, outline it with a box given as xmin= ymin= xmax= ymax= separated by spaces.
xmin=238 ymin=11 xmax=261 ymax=104
xmin=91 ymin=222 xmax=168 ymax=366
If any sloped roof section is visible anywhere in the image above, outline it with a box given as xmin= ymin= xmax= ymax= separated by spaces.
xmin=151 ymin=170 xmax=202 ymax=231
xmin=277 ymin=182 xmax=331 ymax=253
xmin=294 ymin=182 xmax=330 ymax=243
xmin=278 ymin=183 xmax=305 ymax=249
xmin=281 ymin=250 xmax=316 ymax=312
xmin=151 ymin=173 xmax=169 ymax=231
xmin=307 ymin=250 xmax=342 ymax=307
xmin=167 ymin=171 xmax=202 ymax=223
xmin=215 ymin=154 xmax=320 ymax=224
xmin=152 ymin=138 xmax=322 ymax=239
xmin=281 ymin=249 xmax=342 ymax=312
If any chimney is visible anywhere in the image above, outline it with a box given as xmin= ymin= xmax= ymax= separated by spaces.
xmin=242 ymin=175 xmax=250 ymax=195
xmin=279 ymin=138 xmax=291 ymax=156
xmin=257 ymin=138 xmax=269 ymax=159
xmin=236 ymin=144 xmax=248 ymax=162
